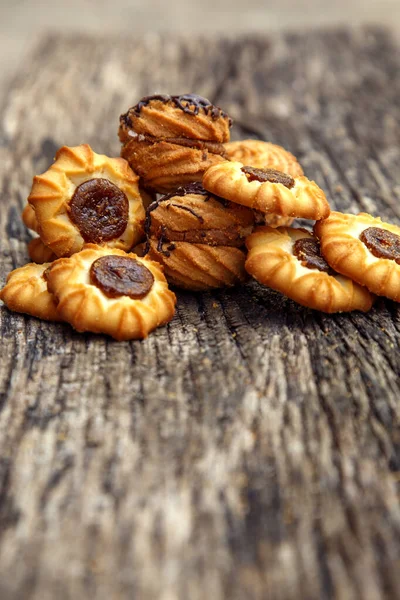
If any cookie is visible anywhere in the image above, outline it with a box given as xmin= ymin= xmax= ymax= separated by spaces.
xmin=203 ymin=161 xmax=330 ymax=220
xmin=224 ymin=140 xmax=304 ymax=178
xmin=28 ymin=238 xmax=58 ymax=264
xmin=147 ymin=239 xmax=248 ymax=291
xmin=119 ymin=94 xmax=232 ymax=193
xmin=315 ymin=211 xmax=400 ymax=301
xmin=46 ymin=244 xmax=176 ymax=340
xmin=28 ymin=144 xmax=145 ymax=257
xmin=245 ymin=227 xmax=374 ymax=313
xmin=146 ymin=182 xmax=254 ymax=248
xmin=22 ymin=204 xmax=40 ymax=233
xmin=0 ymin=263 xmax=61 ymax=321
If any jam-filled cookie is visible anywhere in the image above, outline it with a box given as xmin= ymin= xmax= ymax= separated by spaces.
xmin=0 ymin=263 xmax=61 ymax=321
xmin=28 ymin=144 xmax=145 ymax=257
xmin=28 ymin=238 xmax=58 ymax=264
xmin=203 ymin=161 xmax=330 ymax=220
xmin=315 ymin=211 xmax=400 ymax=301
xmin=245 ymin=227 xmax=374 ymax=313
xmin=22 ymin=204 xmax=40 ymax=233
xmin=119 ymin=94 xmax=232 ymax=193
xmin=224 ymin=140 xmax=304 ymax=178
xmin=46 ymin=245 xmax=176 ymax=340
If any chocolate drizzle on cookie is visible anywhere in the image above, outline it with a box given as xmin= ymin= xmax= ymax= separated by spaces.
xmin=169 ymin=204 xmax=205 ymax=223
xmin=69 ymin=178 xmax=129 ymax=243
xmin=293 ymin=238 xmax=332 ymax=273
xmin=143 ymin=182 xmax=233 ymax=255
xmin=241 ymin=166 xmax=295 ymax=189
xmin=128 ymin=93 xmax=233 ymax=125
xmin=90 ymin=255 xmax=154 ymax=299
xmin=360 ymin=227 xmax=400 ymax=263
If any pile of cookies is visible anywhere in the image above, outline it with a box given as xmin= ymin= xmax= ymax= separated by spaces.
xmin=2 ymin=93 xmax=400 ymax=340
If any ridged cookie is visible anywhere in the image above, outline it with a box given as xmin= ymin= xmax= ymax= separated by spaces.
xmin=46 ymin=245 xmax=176 ymax=340
xmin=22 ymin=204 xmax=40 ymax=233
xmin=245 ymin=227 xmax=374 ymax=313
xmin=203 ymin=161 xmax=330 ymax=220
xmin=315 ymin=211 xmax=400 ymax=301
xmin=224 ymin=140 xmax=304 ymax=178
xmin=119 ymin=94 xmax=232 ymax=144
xmin=147 ymin=239 xmax=247 ymax=291
xmin=146 ymin=182 xmax=254 ymax=247
xmin=120 ymin=138 xmax=226 ymax=193
xmin=0 ymin=262 xmax=61 ymax=321
xmin=28 ymin=238 xmax=58 ymax=264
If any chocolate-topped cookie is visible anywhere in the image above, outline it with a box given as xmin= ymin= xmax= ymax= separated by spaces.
xmin=119 ymin=94 xmax=233 ymax=193
xmin=144 ymin=183 xmax=253 ymax=291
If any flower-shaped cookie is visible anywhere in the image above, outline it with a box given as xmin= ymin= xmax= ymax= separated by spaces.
xmin=315 ymin=211 xmax=400 ymax=301
xmin=203 ymin=161 xmax=330 ymax=220
xmin=224 ymin=140 xmax=304 ymax=178
xmin=245 ymin=227 xmax=374 ymax=313
xmin=0 ymin=263 xmax=61 ymax=321
xmin=28 ymin=144 xmax=145 ymax=257
xmin=28 ymin=238 xmax=57 ymax=264
xmin=22 ymin=204 xmax=40 ymax=233
xmin=46 ymin=244 xmax=176 ymax=340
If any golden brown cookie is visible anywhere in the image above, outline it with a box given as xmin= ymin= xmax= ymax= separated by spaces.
xmin=203 ymin=161 xmax=330 ymax=220
xmin=46 ymin=245 xmax=176 ymax=340
xmin=315 ymin=211 xmax=400 ymax=301
xmin=119 ymin=94 xmax=232 ymax=193
xmin=146 ymin=182 xmax=254 ymax=247
xmin=22 ymin=204 xmax=40 ymax=233
xmin=28 ymin=238 xmax=58 ymax=264
xmin=147 ymin=239 xmax=247 ymax=291
xmin=0 ymin=263 xmax=61 ymax=321
xmin=224 ymin=140 xmax=304 ymax=178
xmin=28 ymin=144 xmax=145 ymax=257
xmin=119 ymin=94 xmax=231 ymax=143
xmin=245 ymin=227 xmax=374 ymax=313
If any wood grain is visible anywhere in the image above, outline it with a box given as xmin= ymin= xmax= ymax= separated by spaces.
xmin=1 ymin=29 xmax=400 ymax=599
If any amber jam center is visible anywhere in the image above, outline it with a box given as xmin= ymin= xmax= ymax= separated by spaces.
xmin=360 ymin=227 xmax=400 ymax=263
xmin=241 ymin=166 xmax=295 ymax=189
xmin=69 ymin=178 xmax=129 ymax=243
xmin=293 ymin=238 xmax=332 ymax=273
xmin=90 ymin=255 xmax=154 ymax=299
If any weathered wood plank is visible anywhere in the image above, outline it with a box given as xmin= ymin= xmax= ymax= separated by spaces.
xmin=0 ymin=29 xmax=400 ymax=600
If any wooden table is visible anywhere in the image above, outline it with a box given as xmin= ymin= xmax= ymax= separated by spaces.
xmin=1 ymin=28 xmax=400 ymax=599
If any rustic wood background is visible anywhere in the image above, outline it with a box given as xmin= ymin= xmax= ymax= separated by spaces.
xmin=1 ymin=28 xmax=400 ymax=599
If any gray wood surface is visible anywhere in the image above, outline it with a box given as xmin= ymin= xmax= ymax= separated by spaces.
xmin=1 ymin=28 xmax=400 ymax=600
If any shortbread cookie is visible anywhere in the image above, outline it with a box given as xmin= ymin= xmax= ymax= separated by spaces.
xmin=245 ymin=227 xmax=374 ymax=312
xmin=203 ymin=161 xmax=330 ymax=220
xmin=28 ymin=144 xmax=145 ymax=257
xmin=147 ymin=239 xmax=247 ymax=291
xmin=224 ymin=140 xmax=304 ymax=178
xmin=28 ymin=238 xmax=58 ymax=264
xmin=0 ymin=263 xmax=61 ymax=321
xmin=146 ymin=182 xmax=254 ymax=248
xmin=315 ymin=211 xmax=400 ymax=301
xmin=46 ymin=245 xmax=176 ymax=340
xmin=22 ymin=204 xmax=40 ymax=233
xmin=119 ymin=94 xmax=232 ymax=192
